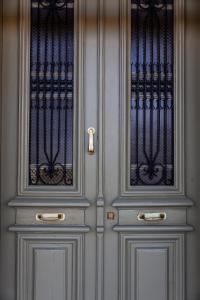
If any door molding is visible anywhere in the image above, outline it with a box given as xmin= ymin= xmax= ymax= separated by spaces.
xmin=119 ymin=0 xmax=186 ymax=198
xmin=96 ymin=0 xmax=105 ymax=299
xmin=18 ymin=0 xmax=85 ymax=198
xmin=119 ymin=233 xmax=186 ymax=300
xmin=16 ymin=233 xmax=85 ymax=300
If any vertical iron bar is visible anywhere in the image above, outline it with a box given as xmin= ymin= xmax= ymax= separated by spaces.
xmin=71 ymin=4 xmax=74 ymax=183
xmin=29 ymin=1 xmax=34 ymax=183
xmin=36 ymin=1 xmax=41 ymax=182
xmin=142 ymin=13 xmax=149 ymax=164
xmin=43 ymin=9 xmax=51 ymax=164
xmin=135 ymin=0 xmax=140 ymax=184
xmin=50 ymin=7 xmax=55 ymax=165
xmin=171 ymin=1 xmax=174 ymax=184
xmin=153 ymin=12 xmax=161 ymax=163
xmin=53 ymin=9 xmax=62 ymax=164
xmin=163 ymin=0 xmax=168 ymax=184
xmin=64 ymin=4 xmax=68 ymax=182
xmin=149 ymin=7 xmax=154 ymax=165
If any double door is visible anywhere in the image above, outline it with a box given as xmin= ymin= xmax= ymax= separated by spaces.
xmin=0 ymin=0 xmax=197 ymax=300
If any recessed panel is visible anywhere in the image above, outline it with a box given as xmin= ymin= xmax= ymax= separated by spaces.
xmin=34 ymin=248 xmax=69 ymax=300
xmin=119 ymin=234 xmax=185 ymax=300
xmin=133 ymin=248 xmax=168 ymax=300
xmin=17 ymin=234 xmax=84 ymax=300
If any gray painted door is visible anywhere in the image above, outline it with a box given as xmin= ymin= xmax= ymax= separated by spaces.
xmin=0 ymin=1 xmax=200 ymax=300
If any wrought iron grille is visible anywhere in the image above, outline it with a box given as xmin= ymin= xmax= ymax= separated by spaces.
xmin=29 ymin=0 xmax=74 ymax=185
xmin=130 ymin=0 xmax=174 ymax=186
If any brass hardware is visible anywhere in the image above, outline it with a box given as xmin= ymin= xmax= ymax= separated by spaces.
xmin=36 ymin=213 xmax=65 ymax=222
xmin=107 ymin=212 xmax=115 ymax=220
xmin=137 ymin=212 xmax=166 ymax=222
xmin=87 ymin=127 xmax=95 ymax=154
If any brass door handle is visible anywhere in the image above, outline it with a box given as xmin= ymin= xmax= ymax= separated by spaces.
xmin=87 ymin=127 xmax=95 ymax=154
xmin=137 ymin=212 xmax=166 ymax=222
xmin=36 ymin=213 xmax=65 ymax=222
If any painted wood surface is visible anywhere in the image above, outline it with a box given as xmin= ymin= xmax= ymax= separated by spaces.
xmin=119 ymin=234 xmax=185 ymax=300
xmin=1 ymin=0 xmax=199 ymax=300
xmin=17 ymin=233 xmax=84 ymax=300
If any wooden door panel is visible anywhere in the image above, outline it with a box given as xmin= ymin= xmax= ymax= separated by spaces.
xmin=0 ymin=0 xmax=198 ymax=299
xmin=119 ymin=234 xmax=185 ymax=300
xmin=17 ymin=233 xmax=84 ymax=300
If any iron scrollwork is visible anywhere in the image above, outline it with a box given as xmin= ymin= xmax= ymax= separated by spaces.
xmin=138 ymin=0 xmax=166 ymax=10
xmin=29 ymin=0 xmax=74 ymax=185
xmin=38 ymin=0 xmax=71 ymax=9
xmin=130 ymin=0 xmax=174 ymax=186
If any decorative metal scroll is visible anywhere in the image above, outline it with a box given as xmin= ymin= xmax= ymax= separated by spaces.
xmin=29 ymin=0 xmax=74 ymax=185
xmin=130 ymin=0 xmax=174 ymax=186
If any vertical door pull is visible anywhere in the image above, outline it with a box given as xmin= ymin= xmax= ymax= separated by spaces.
xmin=87 ymin=127 xmax=95 ymax=154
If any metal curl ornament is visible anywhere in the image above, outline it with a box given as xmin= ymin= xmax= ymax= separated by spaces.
xmin=39 ymin=0 xmax=67 ymax=9
xmin=38 ymin=163 xmax=66 ymax=185
xmin=137 ymin=163 xmax=165 ymax=185
xmin=139 ymin=0 xmax=165 ymax=11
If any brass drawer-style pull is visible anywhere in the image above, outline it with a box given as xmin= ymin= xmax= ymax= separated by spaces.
xmin=36 ymin=213 xmax=65 ymax=222
xmin=137 ymin=212 xmax=166 ymax=222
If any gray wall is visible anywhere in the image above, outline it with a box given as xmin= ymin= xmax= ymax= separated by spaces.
xmin=0 ymin=1 xmax=18 ymax=299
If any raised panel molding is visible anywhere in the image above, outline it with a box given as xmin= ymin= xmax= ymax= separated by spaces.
xmin=9 ymin=197 xmax=90 ymax=207
xmin=119 ymin=0 xmax=186 ymax=197
xmin=119 ymin=233 xmax=185 ymax=300
xmin=17 ymin=233 xmax=85 ymax=300
xmin=18 ymin=0 xmax=85 ymax=197
xmin=96 ymin=0 xmax=105 ymax=299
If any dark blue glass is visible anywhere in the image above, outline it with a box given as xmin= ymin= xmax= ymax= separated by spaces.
xmin=130 ymin=0 xmax=174 ymax=186
xmin=29 ymin=0 xmax=74 ymax=185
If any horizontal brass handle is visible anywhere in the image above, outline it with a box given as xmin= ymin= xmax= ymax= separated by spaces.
xmin=36 ymin=213 xmax=65 ymax=222
xmin=137 ymin=212 xmax=166 ymax=222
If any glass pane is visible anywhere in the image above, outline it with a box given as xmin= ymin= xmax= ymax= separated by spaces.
xmin=130 ymin=0 xmax=174 ymax=186
xmin=29 ymin=0 xmax=74 ymax=185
